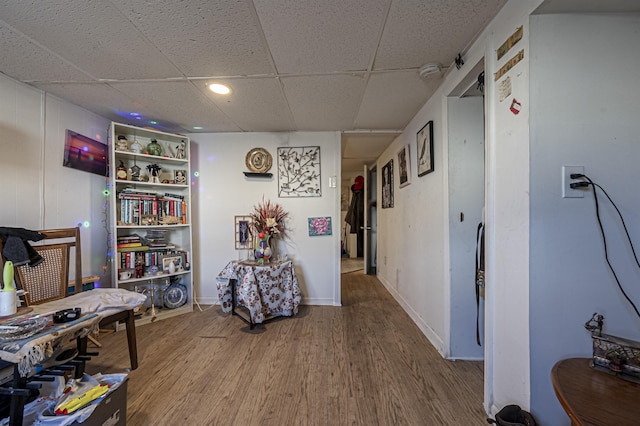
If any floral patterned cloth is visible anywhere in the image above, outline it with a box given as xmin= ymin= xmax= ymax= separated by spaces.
xmin=216 ymin=260 xmax=301 ymax=324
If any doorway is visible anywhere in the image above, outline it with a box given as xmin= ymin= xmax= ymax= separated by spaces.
xmin=447 ymin=58 xmax=485 ymax=359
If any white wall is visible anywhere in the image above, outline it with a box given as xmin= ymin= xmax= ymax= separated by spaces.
xmin=374 ymin=0 xmax=543 ymax=416
xmin=0 ymin=73 xmax=111 ymax=283
xmin=189 ymin=132 xmax=342 ymax=306
xmin=529 ymin=13 xmax=640 ymax=425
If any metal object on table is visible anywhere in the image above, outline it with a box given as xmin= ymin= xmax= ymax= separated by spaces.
xmin=585 ymin=312 xmax=640 ymax=383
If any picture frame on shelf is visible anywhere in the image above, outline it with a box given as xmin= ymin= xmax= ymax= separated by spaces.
xmin=174 ymin=169 xmax=187 ymax=185
xmin=162 ymin=256 xmax=182 ymax=273
xmin=397 ymin=144 xmax=411 ymax=188
xmin=235 ymin=216 xmax=253 ymax=249
xmin=417 ymin=121 xmax=434 ymax=177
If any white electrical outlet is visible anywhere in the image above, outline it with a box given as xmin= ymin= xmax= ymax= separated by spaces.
xmin=562 ymin=166 xmax=585 ymax=198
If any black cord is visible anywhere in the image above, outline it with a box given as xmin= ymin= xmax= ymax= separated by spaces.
xmin=582 ymin=175 xmax=640 ymax=320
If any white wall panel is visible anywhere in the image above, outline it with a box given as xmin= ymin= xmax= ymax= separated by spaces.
xmin=189 ymin=132 xmax=341 ymax=306
xmin=0 ymin=73 xmax=43 ymax=228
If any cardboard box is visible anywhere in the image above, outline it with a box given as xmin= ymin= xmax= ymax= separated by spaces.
xmin=71 ymin=377 xmax=128 ymax=426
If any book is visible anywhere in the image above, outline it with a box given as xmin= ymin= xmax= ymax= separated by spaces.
xmin=117 ymin=242 xmax=142 ymax=248
xmin=117 ymin=246 xmax=150 ymax=253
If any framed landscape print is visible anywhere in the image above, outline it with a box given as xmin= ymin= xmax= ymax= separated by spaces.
xmin=397 ymin=144 xmax=411 ymax=188
xmin=382 ymin=159 xmax=394 ymax=209
xmin=417 ymin=121 xmax=434 ymax=177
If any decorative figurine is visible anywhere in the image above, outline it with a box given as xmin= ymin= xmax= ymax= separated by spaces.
xmin=130 ymin=138 xmax=143 ymax=154
xmin=146 ymin=163 xmax=162 ymax=183
xmin=175 ymin=141 xmax=186 ymax=159
xmin=116 ymin=135 xmax=130 ymax=152
xmin=130 ymin=163 xmax=141 ymax=181
xmin=116 ymin=160 xmax=128 ymax=180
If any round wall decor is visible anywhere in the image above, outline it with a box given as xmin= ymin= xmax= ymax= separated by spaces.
xmin=245 ymin=147 xmax=272 ymax=173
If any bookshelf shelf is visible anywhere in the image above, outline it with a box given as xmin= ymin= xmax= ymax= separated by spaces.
xmin=109 ymin=122 xmax=194 ymax=325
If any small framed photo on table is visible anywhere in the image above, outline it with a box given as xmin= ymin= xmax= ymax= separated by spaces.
xmin=235 ymin=216 xmax=253 ymax=249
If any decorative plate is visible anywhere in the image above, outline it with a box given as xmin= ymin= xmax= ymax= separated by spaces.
xmin=163 ymin=283 xmax=187 ymax=309
xmin=245 ymin=147 xmax=272 ymax=173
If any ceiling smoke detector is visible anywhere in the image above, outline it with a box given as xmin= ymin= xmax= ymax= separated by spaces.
xmin=419 ymin=63 xmax=442 ymax=79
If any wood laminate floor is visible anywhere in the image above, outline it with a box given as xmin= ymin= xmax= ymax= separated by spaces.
xmin=86 ymin=270 xmax=486 ymax=425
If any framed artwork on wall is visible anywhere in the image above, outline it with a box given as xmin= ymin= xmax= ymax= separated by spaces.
xmin=308 ymin=217 xmax=332 ymax=236
xmin=234 ymin=215 xmax=253 ymax=249
xmin=382 ymin=159 xmax=394 ymax=209
xmin=63 ymin=129 xmax=108 ymax=176
xmin=397 ymin=144 xmax=411 ymax=188
xmin=417 ymin=121 xmax=434 ymax=177
xmin=277 ymin=146 xmax=321 ymax=197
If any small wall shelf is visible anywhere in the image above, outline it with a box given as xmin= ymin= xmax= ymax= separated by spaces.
xmin=243 ymin=172 xmax=273 ymax=178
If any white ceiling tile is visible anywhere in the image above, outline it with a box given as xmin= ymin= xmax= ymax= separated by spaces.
xmin=0 ymin=23 xmax=93 ymax=83
xmin=109 ymin=0 xmax=275 ymax=76
xmin=342 ymin=133 xmax=398 ymax=159
xmin=374 ymin=0 xmax=507 ymax=70
xmin=282 ymin=74 xmax=367 ymax=131
xmin=193 ymin=78 xmax=295 ymax=132
xmin=34 ymin=82 xmax=154 ymax=123
xmin=0 ymin=1 xmax=181 ymax=80
xmin=108 ymin=81 xmax=241 ymax=133
xmin=254 ymin=0 xmax=389 ymax=73
xmin=354 ymin=71 xmax=442 ymax=130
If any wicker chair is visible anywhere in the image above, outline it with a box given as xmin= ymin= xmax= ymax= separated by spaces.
xmin=4 ymin=227 xmax=139 ymax=370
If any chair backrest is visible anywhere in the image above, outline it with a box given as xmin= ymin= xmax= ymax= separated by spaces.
xmin=13 ymin=227 xmax=82 ymax=305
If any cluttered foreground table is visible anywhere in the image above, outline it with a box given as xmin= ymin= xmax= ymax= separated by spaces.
xmin=551 ymin=357 xmax=640 ymax=425
xmin=0 ymin=311 xmax=100 ymax=425
xmin=216 ymin=259 xmax=301 ymax=328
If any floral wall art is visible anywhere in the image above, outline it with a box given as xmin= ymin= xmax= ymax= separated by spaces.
xmin=277 ymin=146 xmax=321 ymax=197
xmin=308 ymin=217 xmax=332 ymax=236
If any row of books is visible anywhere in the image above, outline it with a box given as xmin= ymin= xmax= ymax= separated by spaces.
xmin=119 ymin=249 xmax=187 ymax=270
xmin=119 ymin=198 xmax=187 ymax=225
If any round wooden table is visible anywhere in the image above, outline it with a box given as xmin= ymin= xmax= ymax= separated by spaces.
xmin=551 ymin=357 xmax=640 ymax=425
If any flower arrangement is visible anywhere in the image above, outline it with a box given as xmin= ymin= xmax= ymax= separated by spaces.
xmin=249 ymin=198 xmax=289 ymax=240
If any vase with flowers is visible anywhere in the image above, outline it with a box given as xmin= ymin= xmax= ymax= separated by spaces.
xmin=250 ymin=198 xmax=289 ymax=264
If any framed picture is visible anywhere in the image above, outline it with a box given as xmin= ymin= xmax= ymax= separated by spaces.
xmin=234 ymin=215 xmax=253 ymax=249
xmin=63 ymin=129 xmax=108 ymax=176
xmin=382 ymin=159 xmax=394 ymax=209
xmin=174 ymin=169 xmax=187 ymax=185
xmin=397 ymin=144 xmax=411 ymax=188
xmin=277 ymin=146 xmax=321 ymax=197
xmin=417 ymin=121 xmax=434 ymax=177
xmin=308 ymin=217 xmax=332 ymax=236
xmin=162 ymin=255 xmax=182 ymax=272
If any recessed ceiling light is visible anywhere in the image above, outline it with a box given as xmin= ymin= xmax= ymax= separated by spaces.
xmin=208 ymin=83 xmax=231 ymax=95
xmin=193 ymin=126 xmax=203 ymax=130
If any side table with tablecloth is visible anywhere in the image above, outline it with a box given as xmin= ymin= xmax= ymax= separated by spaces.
xmin=216 ymin=260 xmax=301 ymax=325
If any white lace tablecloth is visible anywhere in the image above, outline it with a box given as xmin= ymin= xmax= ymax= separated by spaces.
xmin=216 ymin=260 xmax=302 ymax=324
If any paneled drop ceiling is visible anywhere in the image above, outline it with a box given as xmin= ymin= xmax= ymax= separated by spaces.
xmin=0 ymin=0 xmax=508 ymax=172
